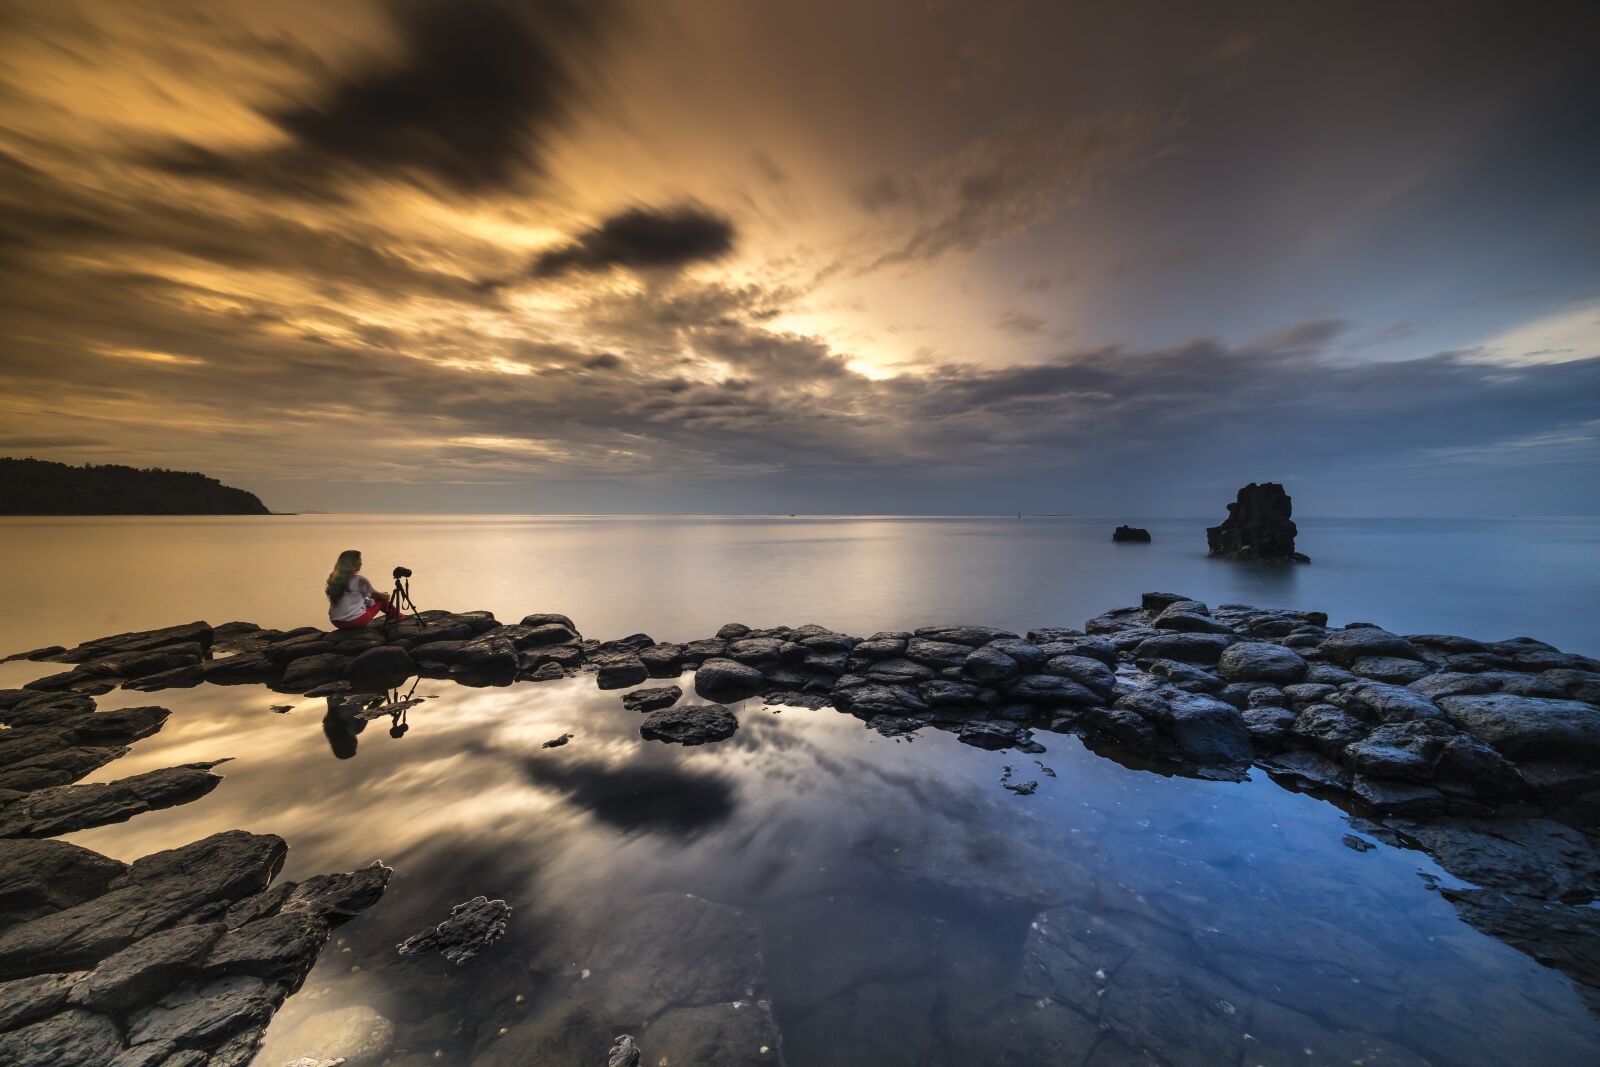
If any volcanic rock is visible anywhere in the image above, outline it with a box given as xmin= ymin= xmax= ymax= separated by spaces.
xmin=1112 ymin=525 xmax=1151 ymax=542
xmin=1205 ymin=481 xmax=1309 ymax=561
xmin=639 ymin=704 xmax=739 ymax=746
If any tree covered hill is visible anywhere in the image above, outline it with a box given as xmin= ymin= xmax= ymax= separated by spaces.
xmin=0 ymin=457 xmax=270 ymax=515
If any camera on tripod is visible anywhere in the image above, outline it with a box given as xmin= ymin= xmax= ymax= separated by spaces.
xmin=386 ymin=566 xmax=420 ymax=634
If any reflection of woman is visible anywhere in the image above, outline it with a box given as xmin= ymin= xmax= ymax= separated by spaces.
xmin=322 ymin=697 xmax=365 ymax=759
xmin=325 ymin=549 xmax=401 ymax=629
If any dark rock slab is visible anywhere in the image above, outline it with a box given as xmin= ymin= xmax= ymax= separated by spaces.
xmin=1112 ymin=524 xmax=1150 ymax=542
xmin=1217 ymin=641 xmax=1307 ymax=683
xmin=1133 ymin=632 xmax=1232 ymax=668
xmin=1437 ymin=693 xmax=1600 ymax=760
xmin=0 ymin=839 xmax=126 ymax=928
xmin=0 ymin=831 xmax=286 ymax=979
xmin=621 ymin=685 xmax=682 ymax=713
xmin=0 ymin=1006 xmax=123 ymax=1066
xmin=912 ymin=624 xmax=1018 ymax=648
xmin=0 ymin=761 xmax=227 ymax=838
xmin=69 ymin=922 xmax=223 ymax=1012
xmin=1320 ymin=627 xmax=1421 ymax=665
xmin=593 ymin=653 xmax=649 ymax=690
xmin=640 ymin=704 xmax=739 ymax=746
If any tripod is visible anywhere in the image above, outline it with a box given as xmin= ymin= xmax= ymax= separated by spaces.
xmin=386 ymin=572 xmax=421 ymax=640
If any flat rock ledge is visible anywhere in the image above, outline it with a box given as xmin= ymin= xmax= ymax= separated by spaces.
xmin=0 ymin=832 xmax=389 ymax=1066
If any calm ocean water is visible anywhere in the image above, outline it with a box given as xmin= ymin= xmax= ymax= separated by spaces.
xmin=1 ymin=514 xmax=1596 ymax=659
xmin=2 ymin=515 xmax=1597 ymax=1065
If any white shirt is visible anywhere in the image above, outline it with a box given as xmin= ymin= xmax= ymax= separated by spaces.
xmin=329 ymin=575 xmax=377 ymax=622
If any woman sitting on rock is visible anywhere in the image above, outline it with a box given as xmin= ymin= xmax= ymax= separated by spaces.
xmin=325 ymin=549 xmax=401 ymax=629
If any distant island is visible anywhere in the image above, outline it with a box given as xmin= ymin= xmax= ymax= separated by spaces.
xmin=0 ymin=457 xmax=270 ymax=515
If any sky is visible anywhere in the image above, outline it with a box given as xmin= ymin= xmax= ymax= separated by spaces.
xmin=0 ymin=0 xmax=1597 ymax=516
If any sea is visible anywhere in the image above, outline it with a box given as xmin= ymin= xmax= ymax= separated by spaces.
xmin=1 ymin=514 xmax=1597 ymax=1065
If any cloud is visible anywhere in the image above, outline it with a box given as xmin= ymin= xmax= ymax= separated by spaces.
xmin=149 ymin=0 xmax=605 ymax=199
xmin=861 ymin=115 xmax=1163 ymax=272
xmin=995 ymin=309 xmax=1046 ymax=335
xmin=529 ymin=204 xmax=735 ymax=279
xmin=1468 ymin=299 xmax=1600 ymax=366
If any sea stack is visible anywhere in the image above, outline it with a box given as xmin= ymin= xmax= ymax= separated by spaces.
xmin=1113 ymin=525 xmax=1151 ymax=543
xmin=1207 ymin=482 xmax=1310 ymax=562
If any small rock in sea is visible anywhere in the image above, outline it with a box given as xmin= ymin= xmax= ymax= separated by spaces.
xmin=269 ymin=704 xmax=294 ymax=713
xmin=1341 ymin=834 xmax=1378 ymax=853
xmin=396 ymin=896 xmax=511 ymax=965
xmin=541 ymin=733 xmax=573 ymax=749
xmin=622 ymin=685 xmax=682 ymax=712
xmin=1112 ymin=525 xmax=1151 ymax=543
xmin=1035 ymin=760 xmax=1056 ymax=777
xmin=608 ymin=1034 xmax=642 ymax=1067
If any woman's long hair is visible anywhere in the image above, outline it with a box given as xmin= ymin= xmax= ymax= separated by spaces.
xmin=325 ymin=549 xmax=362 ymax=603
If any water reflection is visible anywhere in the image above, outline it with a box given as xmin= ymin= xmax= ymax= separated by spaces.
xmin=49 ymin=670 xmax=1600 ymax=1065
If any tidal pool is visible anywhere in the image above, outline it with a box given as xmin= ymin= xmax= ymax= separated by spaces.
xmin=41 ymin=664 xmax=1600 ymax=1066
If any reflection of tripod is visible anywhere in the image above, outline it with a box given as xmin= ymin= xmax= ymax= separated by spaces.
xmin=386 ymin=571 xmax=420 ymax=640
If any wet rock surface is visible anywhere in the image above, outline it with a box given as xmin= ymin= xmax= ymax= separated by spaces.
xmin=4 ymin=595 xmax=1600 ymax=1061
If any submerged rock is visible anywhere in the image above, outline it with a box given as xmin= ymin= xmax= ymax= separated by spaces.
xmin=396 ymin=896 xmax=510 ymax=965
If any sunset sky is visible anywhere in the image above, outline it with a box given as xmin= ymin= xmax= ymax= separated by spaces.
xmin=1 ymin=0 xmax=1597 ymax=515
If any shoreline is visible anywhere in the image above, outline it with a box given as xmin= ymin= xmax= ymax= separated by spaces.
xmin=1 ymin=594 xmax=1597 ymax=1061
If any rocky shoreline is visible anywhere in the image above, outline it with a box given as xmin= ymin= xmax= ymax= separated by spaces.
xmin=3 ymin=593 xmax=1599 ymax=1061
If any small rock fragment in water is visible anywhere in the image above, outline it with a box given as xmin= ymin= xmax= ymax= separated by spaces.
xmin=1341 ymin=834 xmax=1377 ymax=853
xmin=608 ymin=1034 xmax=641 ymax=1067
xmin=1035 ymin=760 xmax=1056 ymax=777
xmin=397 ymin=896 xmax=511 ymax=964
xmin=541 ymin=733 xmax=574 ymax=748
xmin=1000 ymin=765 xmax=1038 ymax=795
xmin=269 ymin=704 xmax=294 ymax=713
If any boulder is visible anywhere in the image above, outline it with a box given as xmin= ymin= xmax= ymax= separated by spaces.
xmin=961 ymin=645 xmax=1021 ymax=682
xmin=1342 ymin=681 xmax=1443 ymax=723
xmin=639 ymin=705 xmax=739 ymax=746
xmin=344 ymin=646 xmax=415 ymax=691
xmin=593 ymin=654 xmax=649 ymax=690
xmin=0 ymin=762 xmax=226 ymax=839
xmin=1216 ymin=642 xmax=1307 ymax=684
xmin=622 ymin=686 xmax=682 ymax=713
xmin=1006 ymin=674 xmax=1101 ymax=709
xmin=1040 ymin=655 xmax=1116 ymax=698
xmin=1437 ymin=694 xmax=1600 ymax=760
xmin=693 ymin=658 xmax=765 ymax=703
xmin=1158 ymin=692 xmax=1253 ymax=763
xmin=1112 ymin=525 xmax=1151 ymax=543
xmin=449 ymin=635 xmax=517 ymax=678
xmin=1205 ymin=481 xmax=1309 ymax=561
xmin=912 ymin=625 xmax=1018 ymax=648
xmin=637 ymin=643 xmax=683 ymax=677
xmin=1132 ymin=632 xmax=1232 ymax=667
xmin=1319 ymin=627 xmax=1421 ymax=665
xmin=1291 ymin=704 xmax=1369 ymax=754
xmin=1351 ymin=656 xmax=1431 ymax=684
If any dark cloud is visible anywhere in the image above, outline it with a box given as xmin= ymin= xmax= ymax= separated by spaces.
xmin=530 ymin=204 xmax=735 ymax=279
xmin=995 ymin=309 xmax=1046 ymax=335
xmin=150 ymin=0 xmax=605 ymax=198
